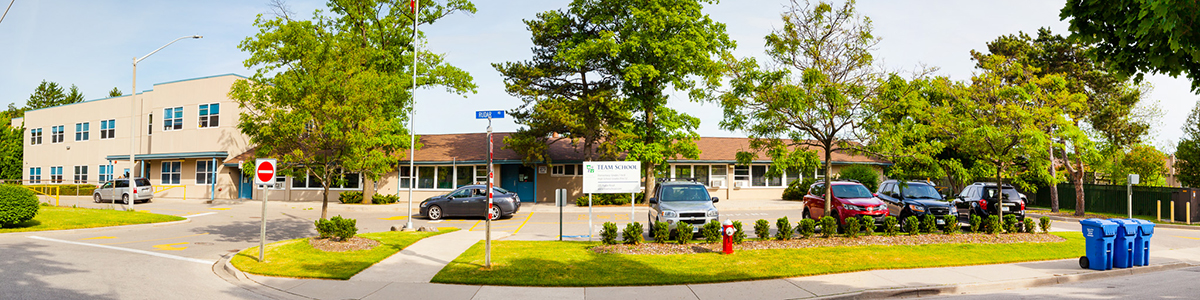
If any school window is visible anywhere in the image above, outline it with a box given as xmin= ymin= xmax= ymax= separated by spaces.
xmin=73 ymin=166 xmax=88 ymax=184
xmin=161 ymin=161 xmax=181 ymax=184
xmin=196 ymin=161 xmax=215 ymax=185
xmin=199 ymin=103 xmax=220 ymax=128
xmin=273 ymin=174 xmax=286 ymax=189
xmin=100 ymin=119 xmax=116 ymax=139
xmin=398 ymin=167 xmax=413 ymax=188
xmin=551 ymin=164 xmax=582 ymax=176
xmin=711 ymin=165 xmax=727 ymax=186
xmin=148 ymin=113 xmax=153 ymax=135
xmin=404 ymin=165 xmax=487 ymax=190
xmin=671 ymin=165 xmax=718 ymax=187
xmin=50 ymin=166 xmax=63 ymax=183
xmin=733 ymin=165 xmax=750 ymax=183
xmin=74 ymin=122 xmax=89 ymax=141
xmin=30 ymin=128 xmax=42 ymax=145
xmin=29 ymin=167 xmax=41 ymax=184
xmin=51 ymin=125 xmax=64 ymax=143
xmin=475 ymin=166 xmax=488 ymax=185
xmin=291 ymin=171 xmax=361 ymax=189
xmin=98 ymin=165 xmax=113 ymax=182
xmin=163 ymin=107 xmax=183 ymax=131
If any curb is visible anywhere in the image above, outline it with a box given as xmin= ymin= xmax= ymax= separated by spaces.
xmin=0 ymin=215 xmax=192 ymax=237
xmin=809 ymin=262 xmax=1193 ymax=299
xmin=1029 ymin=213 xmax=1200 ymax=231
xmin=213 ymin=253 xmax=314 ymax=300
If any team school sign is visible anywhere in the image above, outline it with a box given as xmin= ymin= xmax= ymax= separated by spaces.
xmin=582 ymin=161 xmax=641 ymax=194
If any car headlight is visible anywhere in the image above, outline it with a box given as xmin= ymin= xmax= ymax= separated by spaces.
xmin=949 ymin=206 xmax=958 ymax=214
xmin=706 ymin=210 xmax=718 ymax=218
xmin=843 ymin=204 xmax=866 ymax=211
xmin=663 ymin=211 xmax=678 ymax=218
xmin=908 ymin=204 xmax=925 ymax=212
xmin=420 ymin=201 xmax=429 ymax=208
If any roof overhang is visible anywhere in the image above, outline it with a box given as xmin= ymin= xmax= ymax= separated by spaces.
xmin=106 ymin=151 xmax=229 ymax=161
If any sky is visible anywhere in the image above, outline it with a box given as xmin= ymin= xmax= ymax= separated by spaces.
xmin=1 ymin=0 xmax=1196 ymax=153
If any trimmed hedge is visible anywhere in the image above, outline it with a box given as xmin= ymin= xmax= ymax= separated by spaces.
xmin=315 ymin=215 xmax=357 ymax=241
xmin=575 ymin=193 xmax=644 ymax=206
xmin=338 ymin=191 xmax=364 ymax=204
xmin=372 ymin=194 xmax=399 ymax=204
xmin=0 ymin=185 xmax=39 ymax=226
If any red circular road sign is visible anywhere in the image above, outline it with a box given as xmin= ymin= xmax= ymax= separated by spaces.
xmin=256 ymin=160 xmax=275 ymax=184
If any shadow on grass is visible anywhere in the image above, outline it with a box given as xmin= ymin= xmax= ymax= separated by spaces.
xmin=1 ymin=219 xmax=41 ymax=228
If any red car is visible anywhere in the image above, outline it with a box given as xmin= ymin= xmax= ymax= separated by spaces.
xmin=802 ymin=181 xmax=890 ymax=227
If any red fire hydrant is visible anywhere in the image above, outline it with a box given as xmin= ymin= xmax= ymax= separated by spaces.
xmin=722 ymin=219 xmax=735 ymax=254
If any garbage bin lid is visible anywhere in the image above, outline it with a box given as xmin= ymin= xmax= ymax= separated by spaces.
xmin=1131 ymin=218 xmax=1155 ymax=235
xmin=1107 ymin=218 xmax=1139 ymax=236
xmin=1079 ymin=218 xmax=1117 ymax=237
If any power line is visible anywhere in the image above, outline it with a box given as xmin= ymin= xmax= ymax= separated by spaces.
xmin=0 ymin=0 xmax=14 ymax=25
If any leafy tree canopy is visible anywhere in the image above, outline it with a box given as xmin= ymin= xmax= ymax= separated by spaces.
xmin=1061 ymin=0 xmax=1200 ymax=92
xmin=1176 ymin=101 xmax=1200 ymax=187
xmin=108 ymin=87 xmax=123 ymax=98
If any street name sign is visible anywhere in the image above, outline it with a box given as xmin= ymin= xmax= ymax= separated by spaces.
xmin=475 ymin=110 xmax=505 ymax=119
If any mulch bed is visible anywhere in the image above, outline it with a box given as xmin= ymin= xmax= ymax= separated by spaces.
xmin=591 ymin=233 xmax=1065 ymax=255
xmin=308 ymin=237 xmax=380 ymax=252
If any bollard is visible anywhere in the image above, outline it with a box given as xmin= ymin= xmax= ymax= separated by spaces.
xmin=1189 ymin=203 xmax=1192 ymax=225
xmin=1171 ymin=201 xmax=1176 ymax=223
xmin=1157 ymin=200 xmax=1162 ymax=221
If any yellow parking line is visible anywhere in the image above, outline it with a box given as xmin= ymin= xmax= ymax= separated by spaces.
xmin=513 ymin=212 xmax=534 ymax=235
xmin=379 ymin=216 xmax=409 ymax=220
xmin=101 ymin=233 xmax=209 ymax=245
xmin=209 ymin=208 xmax=230 ymax=211
xmin=468 ymin=220 xmax=482 ymax=231
xmin=1172 ymin=235 xmax=1200 ymax=240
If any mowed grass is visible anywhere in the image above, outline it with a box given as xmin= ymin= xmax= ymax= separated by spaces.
xmin=232 ymin=229 xmax=457 ymax=280
xmin=1029 ymin=206 xmax=1197 ymax=226
xmin=0 ymin=205 xmax=185 ymax=233
xmin=432 ymin=232 xmax=1084 ymax=286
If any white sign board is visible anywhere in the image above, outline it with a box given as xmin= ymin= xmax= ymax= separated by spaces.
xmin=582 ymin=161 xmax=641 ymax=194
xmin=254 ymin=159 xmax=277 ymax=186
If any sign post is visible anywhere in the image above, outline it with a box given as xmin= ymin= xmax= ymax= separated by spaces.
xmin=476 ymin=110 xmax=504 ymax=268
xmin=254 ymin=159 xmax=276 ymax=262
xmin=582 ymin=161 xmax=641 ymax=242
xmin=1128 ymin=174 xmax=1139 ymax=219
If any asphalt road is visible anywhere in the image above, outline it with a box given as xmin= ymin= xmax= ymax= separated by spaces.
xmin=932 ymin=266 xmax=1200 ymax=299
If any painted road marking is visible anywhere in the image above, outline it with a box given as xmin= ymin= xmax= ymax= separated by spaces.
xmin=152 ymin=242 xmax=190 ymax=251
xmin=379 ymin=216 xmax=409 ymax=220
xmin=209 ymin=208 xmax=231 ymax=211
xmin=81 ymin=236 xmax=117 ymax=240
xmin=102 ymin=233 xmax=210 ymax=246
xmin=513 ymin=212 xmax=534 ymax=235
xmin=1172 ymin=235 xmax=1200 ymax=240
xmin=468 ymin=220 xmax=482 ymax=231
xmin=183 ymin=212 xmax=217 ymax=218
xmin=29 ymin=236 xmax=211 ymax=265
xmin=429 ymin=220 xmax=443 ymax=223
xmin=616 ymin=214 xmax=629 ymax=220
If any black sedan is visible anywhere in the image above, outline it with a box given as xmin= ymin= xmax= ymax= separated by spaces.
xmin=419 ymin=185 xmax=520 ymax=220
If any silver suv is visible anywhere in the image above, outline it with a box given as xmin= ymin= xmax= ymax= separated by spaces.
xmin=93 ymin=178 xmax=153 ymax=204
xmin=648 ymin=178 xmax=719 ymax=233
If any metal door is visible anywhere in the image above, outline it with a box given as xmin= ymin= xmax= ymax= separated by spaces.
xmin=500 ymin=165 xmax=536 ymax=202
xmin=238 ymin=172 xmax=253 ymax=199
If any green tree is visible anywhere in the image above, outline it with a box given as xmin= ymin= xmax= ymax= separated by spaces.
xmin=108 ymin=87 xmax=123 ymax=97
xmin=26 ymin=80 xmax=65 ymax=110
xmin=231 ymin=0 xmax=477 ymax=219
xmin=718 ymin=0 xmax=879 ymax=213
xmin=837 ymin=164 xmax=879 ymax=192
xmin=64 ymin=85 xmax=84 ymax=104
xmin=1175 ymin=101 xmax=1200 ymax=187
xmin=0 ymin=125 xmax=22 ymax=180
xmin=1061 ymin=0 xmax=1200 ymax=92
xmin=558 ymin=0 xmax=734 ymax=202
xmin=1107 ymin=144 xmax=1168 ymax=187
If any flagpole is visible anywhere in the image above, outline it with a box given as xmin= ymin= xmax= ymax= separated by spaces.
xmin=403 ymin=0 xmax=419 ymax=231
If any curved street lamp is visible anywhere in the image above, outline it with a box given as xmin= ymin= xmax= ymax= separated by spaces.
xmin=127 ymin=35 xmax=202 ymax=210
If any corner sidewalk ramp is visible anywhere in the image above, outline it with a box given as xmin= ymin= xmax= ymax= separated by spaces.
xmin=350 ymin=230 xmax=509 ymax=283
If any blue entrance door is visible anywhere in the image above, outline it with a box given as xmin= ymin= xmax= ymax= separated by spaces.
xmin=238 ymin=171 xmax=253 ymax=199
xmin=500 ymin=164 xmax=535 ymax=202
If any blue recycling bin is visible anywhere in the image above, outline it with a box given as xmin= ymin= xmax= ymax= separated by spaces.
xmin=1108 ymin=219 xmax=1138 ymax=268
xmin=1131 ymin=219 xmax=1155 ymax=266
xmin=1079 ymin=219 xmax=1117 ymax=271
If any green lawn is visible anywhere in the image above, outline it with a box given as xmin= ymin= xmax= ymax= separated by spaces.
xmin=432 ymin=232 xmax=1084 ymax=286
xmin=0 ymin=205 xmax=185 ymax=233
xmin=231 ymin=229 xmax=457 ymax=280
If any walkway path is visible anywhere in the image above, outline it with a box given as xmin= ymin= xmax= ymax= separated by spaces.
xmin=349 ymin=230 xmax=509 ymax=283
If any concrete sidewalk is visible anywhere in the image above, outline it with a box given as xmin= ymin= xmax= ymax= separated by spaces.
xmin=220 ymin=236 xmax=1200 ymax=300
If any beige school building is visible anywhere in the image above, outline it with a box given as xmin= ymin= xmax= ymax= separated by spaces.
xmin=15 ymin=74 xmax=890 ymax=204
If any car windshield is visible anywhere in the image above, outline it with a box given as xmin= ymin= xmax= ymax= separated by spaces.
xmin=983 ymin=187 xmax=1022 ymax=201
xmin=832 ymin=184 xmax=873 ymax=199
xmin=493 ymin=187 xmax=510 ymax=195
xmin=660 ymin=185 xmax=710 ymax=202
xmin=901 ymin=184 xmax=943 ymax=200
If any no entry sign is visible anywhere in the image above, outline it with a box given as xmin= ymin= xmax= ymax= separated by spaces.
xmin=255 ymin=159 xmax=276 ymax=186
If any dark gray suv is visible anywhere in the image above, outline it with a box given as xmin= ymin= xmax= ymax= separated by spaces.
xmin=876 ymin=180 xmax=959 ymax=231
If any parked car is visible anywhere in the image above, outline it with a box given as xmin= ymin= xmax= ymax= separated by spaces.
xmin=802 ymin=181 xmax=889 ymax=227
xmin=92 ymin=178 xmax=153 ymax=204
xmin=648 ymin=178 xmax=719 ymax=234
xmin=876 ymin=180 xmax=959 ymax=231
xmin=419 ymin=185 xmax=520 ymax=220
xmin=954 ymin=182 xmax=1026 ymax=220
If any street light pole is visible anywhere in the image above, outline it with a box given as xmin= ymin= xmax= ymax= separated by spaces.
xmin=129 ymin=35 xmax=202 ymax=211
xmin=403 ymin=0 xmax=419 ymax=231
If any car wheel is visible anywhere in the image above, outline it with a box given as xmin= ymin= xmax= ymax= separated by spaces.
xmin=121 ymin=194 xmax=130 ymax=205
xmin=899 ymin=215 xmax=910 ymax=232
xmin=93 ymin=194 xmax=101 ymax=203
xmin=831 ymin=210 xmax=844 ymax=232
xmin=802 ymin=208 xmax=811 ymax=220
xmin=488 ymin=206 xmax=501 ymax=220
xmin=427 ymin=205 xmax=442 ymax=220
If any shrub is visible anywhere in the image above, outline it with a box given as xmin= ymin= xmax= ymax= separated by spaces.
xmin=652 ymin=221 xmax=670 ymax=243
xmin=0 ymin=185 xmax=39 ymax=226
xmin=574 ymin=193 xmax=643 ymax=206
xmin=731 ymin=221 xmax=746 ymax=244
xmin=882 ymin=216 xmax=899 ymax=236
xmin=820 ymin=216 xmax=838 ymax=238
xmin=942 ymin=215 xmax=959 ymax=234
xmin=1022 ymin=217 xmax=1035 ymax=233
xmin=702 ymin=220 xmax=722 ymax=243
xmin=600 ymin=222 xmax=619 ymax=245
xmin=905 ymin=216 xmax=919 ymax=235
xmin=754 ymin=219 xmax=770 ymax=239
xmin=1003 ymin=214 xmax=1019 ymax=234
xmin=338 ymin=191 xmax=363 ymax=204
xmin=675 ymin=222 xmax=695 ymax=244
xmin=838 ymin=164 xmax=880 ymax=191
xmin=969 ymin=215 xmax=983 ymax=233
xmin=776 ymin=217 xmax=793 ymax=240
xmin=622 ymin=222 xmax=644 ymax=245
xmin=1039 ymin=216 xmax=1052 ymax=233
xmin=314 ymin=215 xmax=357 ymax=241
xmin=783 ymin=178 xmax=817 ymax=200
xmin=986 ymin=215 xmax=1003 ymax=234
xmin=26 ymin=184 xmax=97 ymax=196
xmin=845 ymin=217 xmax=861 ymax=238
xmin=921 ymin=214 xmax=937 ymax=234
xmin=861 ymin=216 xmax=876 ymax=236
xmin=372 ymin=194 xmax=399 ymax=204
xmin=797 ymin=218 xmax=816 ymax=238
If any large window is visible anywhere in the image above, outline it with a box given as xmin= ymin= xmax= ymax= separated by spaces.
xmin=733 ymin=166 xmax=750 ymax=183
xmin=163 ymin=107 xmax=183 ymax=131
xmin=51 ymin=125 xmax=64 ymax=143
xmin=733 ymin=165 xmax=802 ymax=187
xmin=670 ymin=165 xmax=721 ymax=187
xmin=196 ymin=161 xmax=215 ymax=185
xmin=161 ymin=161 xmax=181 ymax=184
xmin=403 ymin=165 xmax=489 ymax=190
xmin=74 ymin=122 xmax=89 ymax=141
xmin=50 ymin=166 xmax=63 ymax=183
xmin=198 ymin=103 xmax=220 ymax=128
xmin=30 ymin=128 xmax=42 ymax=145
xmin=456 ymin=166 xmax=473 ymax=187
xmin=399 ymin=167 xmax=413 ymax=188
xmin=100 ymin=119 xmax=115 ymax=139
xmin=29 ymin=167 xmax=41 ymax=184
xmin=551 ymin=164 xmax=582 ymax=176
xmin=98 ymin=165 xmax=113 ymax=182
xmin=291 ymin=171 xmax=361 ymax=189
xmin=436 ymin=166 xmax=452 ymax=189
xmin=73 ymin=166 xmax=88 ymax=184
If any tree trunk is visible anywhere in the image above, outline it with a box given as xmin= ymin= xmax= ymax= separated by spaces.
xmin=1049 ymin=142 xmax=1059 ymax=212
xmin=1073 ymin=147 xmax=1086 ymax=217
xmin=995 ymin=163 xmax=1004 ymax=224
xmin=823 ymin=146 xmax=833 ymax=215
xmin=321 ymin=184 xmax=330 ymax=220
xmin=642 ymin=105 xmax=656 ymax=204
